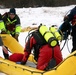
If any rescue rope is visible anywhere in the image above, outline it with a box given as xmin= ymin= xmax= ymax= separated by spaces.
xmin=61 ymin=36 xmax=71 ymax=53
xmin=25 ymin=28 xmax=37 ymax=43
xmin=66 ymin=38 xmax=71 ymax=53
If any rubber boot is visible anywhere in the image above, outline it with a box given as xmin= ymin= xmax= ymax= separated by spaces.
xmin=44 ymin=58 xmax=56 ymax=71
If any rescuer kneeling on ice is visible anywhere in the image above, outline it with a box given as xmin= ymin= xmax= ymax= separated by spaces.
xmin=8 ymin=24 xmax=63 ymax=71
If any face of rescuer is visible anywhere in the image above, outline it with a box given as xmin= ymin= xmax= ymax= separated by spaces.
xmin=9 ymin=8 xmax=16 ymax=19
xmin=9 ymin=13 xmax=15 ymax=19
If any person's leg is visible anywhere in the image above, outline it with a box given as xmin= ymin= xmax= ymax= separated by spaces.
xmin=9 ymin=53 xmax=24 ymax=62
xmin=54 ymin=45 xmax=63 ymax=65
xmin=37 ymin=45 xmax=52 ymax=70
xmin=0 ymin=37 xmax=9 ymax=59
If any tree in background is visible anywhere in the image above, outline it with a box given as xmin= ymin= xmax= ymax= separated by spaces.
xmin=0 ymin=0 xmax=76 ymax=8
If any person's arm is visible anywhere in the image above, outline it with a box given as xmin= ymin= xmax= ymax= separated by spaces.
xmin=58 ymin=7 xmax=75 ymax=40
xmin=2 ymin=46 xmax=8 ymax=54
xmin=21 ymin=36 xmax=36 ymax=65
xmin=67 ymin=6 xmax=76 ymax=21
xmin=14 ymin=15 xmax=21 ymax=41
xmin=15 ymin=15 xmax=21 ymax=34
xmin=15 ymin=25 xmax=21 ymax=34
xmin=0 ymin=14 xmax=6 ymax=33
xmin=15 ymin=25 xmax=21 ymax=41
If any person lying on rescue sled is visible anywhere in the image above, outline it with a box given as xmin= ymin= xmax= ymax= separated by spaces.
xmin=9 ymin=24 xmax=63 ymax=71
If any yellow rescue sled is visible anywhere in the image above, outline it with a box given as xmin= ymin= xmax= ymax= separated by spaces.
xmin=0 ymin=34 xmax=76 ymax=75
xmin=0 ymin=52 xmax=76 ymax=75
xmin=0 ymin=34 xmax=24 ymax=53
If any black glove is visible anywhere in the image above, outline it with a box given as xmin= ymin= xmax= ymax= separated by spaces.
xmin=14 ymin=34 xmax=19 ymax=41
xmin=63 ymin=30 xmax=71 ymax=40
xmin=21 ymin=61 xmax=26 ymax=65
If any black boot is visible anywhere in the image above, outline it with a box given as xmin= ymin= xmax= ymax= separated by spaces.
xmin=44 ymin=58 xmax=56 ymax=71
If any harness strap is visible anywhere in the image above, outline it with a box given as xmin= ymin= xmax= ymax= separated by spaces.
xmin=7 ymin=18 xmax=17 ymax=24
